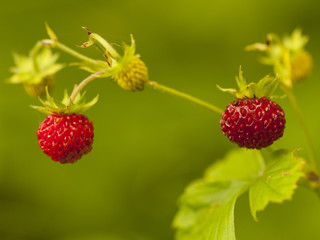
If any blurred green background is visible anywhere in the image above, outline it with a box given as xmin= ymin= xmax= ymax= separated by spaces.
xmin=1 ymin=0 xmax=320 ymax=239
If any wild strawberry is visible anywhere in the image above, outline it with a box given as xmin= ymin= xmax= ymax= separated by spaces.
xmin=32 ymin=86 xmax=99 ymax=163
xmin=220 ymin=97 xmax=285 ymax=149
xmin=218 ymin=67 xmax=286 ymax=149
xmin=37 ymin=114 xmax=94 ymax=163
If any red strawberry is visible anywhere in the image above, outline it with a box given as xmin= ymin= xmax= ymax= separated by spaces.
xmin=220 ymin=97 xmax=285 ymax=149
xmin=32 ymin=85 xmax=98 ymax=163
xmin=37 ymin=114 xmax=94 ymax=163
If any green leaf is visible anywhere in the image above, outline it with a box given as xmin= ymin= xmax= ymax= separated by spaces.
xmin=174 ymin=149 xmax=265 ymax=240
xmin=174 ymin=181 xmax=247 ymax=240
xmin=45 ymin=22 xmax=58 ymax=42
xmin=249 ymin=151 xmax=305 ymax=221
xmin=175 ymin=195 xmax=240 ymax=240
xmin=174 ymin=149 xmax=305 ymax=240
xmin=205 ymin=196 xmax=237 ymax=240
xmin=205 ymin=149 xmax=265 ymax=182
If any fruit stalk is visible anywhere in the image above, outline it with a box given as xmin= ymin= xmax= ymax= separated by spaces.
xmin=283 ymin=86 xmax=318 ymax=172
xmin=41 ymin=34 xmax=225 ymax=115
xmin=41 ymin=39 xmax=100 ymax=66
xmin=67 ymin=70 xmax=105 ymax=107
xmin=148 ymin=81 xmax=223 ymax=115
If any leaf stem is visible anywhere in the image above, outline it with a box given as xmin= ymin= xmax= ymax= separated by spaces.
xmin=148 ymin=81 xmax=224 ymax=115
xmin=283 ymin=86 xmax=318 ymax=173
xmin=67 ymin=70 xmax=105 ymax=107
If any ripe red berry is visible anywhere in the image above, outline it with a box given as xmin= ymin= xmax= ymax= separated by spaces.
xmin=220 ymin=97 xmax=285 ymax=149
xmin=37 ymin=114 xmax=94 ymax=163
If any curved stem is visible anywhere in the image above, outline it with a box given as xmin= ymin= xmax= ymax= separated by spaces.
xmin=148 ymin=81 xmax=223 ymax=115
xmin=67 ymin=70 xmax=105 ymax=107
xmin=283 ymin=86 xmax=318 ymax=172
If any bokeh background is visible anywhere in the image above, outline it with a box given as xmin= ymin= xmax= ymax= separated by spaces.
xmin=1 ymin=0 xmax=320 ymax=239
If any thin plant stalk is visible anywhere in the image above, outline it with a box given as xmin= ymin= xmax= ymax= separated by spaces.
xmin=283 ymin=86 xmax=318 ymax=173
xmin=148 ymin=81 xmax=224 ymax=115
xmin=41 ymin=39 xmax=99 ymax=66
xmin=67 ymin=70 xmax=105 ymax=107
xmin=55 ymin=42 xmax=99 ymax=66
xmin=43 ymin=38 xmax=224 ymax=116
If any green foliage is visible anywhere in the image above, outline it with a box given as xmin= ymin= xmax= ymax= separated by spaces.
xmin=249 ymin=151 xmax=305 ymax=221
xmin=174 ymin=149 xmax=305 ymax=240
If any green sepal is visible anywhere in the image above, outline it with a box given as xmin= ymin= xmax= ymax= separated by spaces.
xmin=79 ymin=27 xmax=118 ymax=67
xmin=76 ymin=34 xmax=138 ymax=79
xmin=31 ymin=87 xmax=98 ymax=115
xmin=245 ymin=28 xmax=311 ymax=89
xmin=45 ymin=22 xmax=58 ymax=45
xmin=8 ymin=44 xmax=64 ymax=85
xmin=283 ymin=28 xmax=309 ymax=52
xmin=217 ymin=66 xmax=279 ymax=98
xmin=245 ymin=29 xmax=309 ymax=62
xmin=108 ymin=34 xmax=137 ymax=78
xmin=70 ymin=60 xmax=109 ymax=75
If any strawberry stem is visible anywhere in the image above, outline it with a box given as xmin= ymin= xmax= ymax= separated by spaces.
xmin=283 ymin=87 xmax=318 ymax=173
xmin=67 ymin=70 xmax=105 ymax=107
xmin=148 ymin=81 xmax=224 ymax=115
xmin=41 ymin=39 xmax=100 ymax=67
xmin=55 ymin=42 xmax=99 ymax=66
xmin=41 ymin=38 xmax=224 ymax=116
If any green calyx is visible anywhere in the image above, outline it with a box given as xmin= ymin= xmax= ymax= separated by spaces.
xmin=108 ymin=35 xmax=138 ymax=77
xmin=245 ymin=29 xmax=308 ymax=61
xmin=31 ymin=87 xmax=98 ymax=115
xmin=8 ymin=43 xmax=64 ymax=85
xmin=77 ymin=28 xmax=140 ymax=78
xmin=44 ymin=25 xmax=148 ymax=91
xmin=217 ymin=66 xmax=279 ymax=99
xmin=245 ymin=28 xmax=311 ymax=89
xmin=283 ymin=28 xmax=309 ymax=53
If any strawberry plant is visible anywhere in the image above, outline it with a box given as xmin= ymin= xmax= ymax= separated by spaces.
xmin=8 ymin=25 xmax=320 ymax=239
